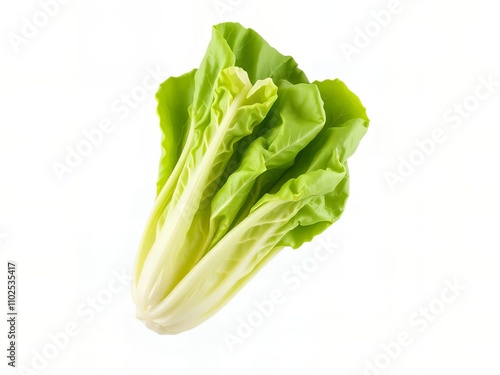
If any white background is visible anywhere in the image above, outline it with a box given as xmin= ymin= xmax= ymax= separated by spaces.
xmin=1 ymin=0 xmax=499 ymax=374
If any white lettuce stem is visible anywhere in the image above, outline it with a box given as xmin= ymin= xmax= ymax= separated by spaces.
xmin=140 ymin=200 xmax=285 ymax=333
xmin=131 ymin=127 xmax=194 ymax=302
xmin=139 ymin=197 xmax=310 ymax=334
xmin=135 ymin=87 xmax=250 ymax=310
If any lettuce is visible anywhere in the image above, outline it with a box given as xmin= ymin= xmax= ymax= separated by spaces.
xmin=131 ymin=22 xmax=369 ymax=334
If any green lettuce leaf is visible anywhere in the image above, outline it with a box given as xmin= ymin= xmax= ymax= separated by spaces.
xmin=135 ymin=67 xmax=278 ymax=309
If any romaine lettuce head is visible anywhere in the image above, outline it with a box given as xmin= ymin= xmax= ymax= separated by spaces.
xmin=131 ymin=22 xmax=369 ymax=334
